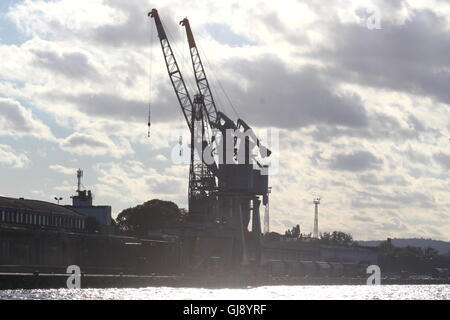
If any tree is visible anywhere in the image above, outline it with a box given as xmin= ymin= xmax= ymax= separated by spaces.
xmin=331 ymin=231 xmax=353 ymax=246
xmin=301 ymin=232 xmax=313 ymax=241
xmin=319 ymin=232 xmax=332 ymax=244
xmin=284 ymin=224 xmax=301 ymax=239
xmin=319 ymin=231 xmax=354 ymax=246
xmin=292 ymin=224 xmax=300 ymax=239
xmin=377 ymin=242 xmax=448 ymax=273
xmin=116 ymin=199 xmax=185 ymax=235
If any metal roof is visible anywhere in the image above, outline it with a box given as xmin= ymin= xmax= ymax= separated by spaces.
xmin=0 ymin=196 xmax=86 ymax=217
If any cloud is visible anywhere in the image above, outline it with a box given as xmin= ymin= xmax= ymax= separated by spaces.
xmin=94 ymin=160 xmax=186 ymax=207
xmin=7 ymin=0 xmax=122 ymax=40
xmin=48 ymin=164 xmax=77 ymax=175
xmin=0 ymin=144 xmax=30 ymax=168
xmin=225 ymin=58 xmax=369 ymax=129
xmin=358 ymin=173 xmax=408 ymax=186
xmin=59 ymin=132 xmax=133 ymax=158
xmin=89 ymin=0 xmax=157 ymax=47
xmin=32 ymin=49 xmax=99 ymax=80
xmin=433 ymin=152 xmax=450 ymax=170
xmin=309 ymin=111 xmax=432 ymax=142
xmin=204 ymin=23 xmax=257 ymax=47
xmin=314 ymin=9 xmax=450 ymax=105
xmin=353 ymin=215 xmax=374 ymax=222
xmin=59 ymin=93 xmax=146 ymax=122
xmin=153 ymin=154 xmax=168 ymax=162
xmin=352 ymin=190 xmax=434 ymax=209
xmin=0 ymin=97 xmax=55 ymax=140
xmin=381 ymin=217 xmax=407 ymax=232
xmin=329 ymin=151 xmax=382 ymax=171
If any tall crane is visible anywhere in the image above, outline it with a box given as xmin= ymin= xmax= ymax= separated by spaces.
xmin=150 ymin=9 xmax=271 ymax=268
xmin=179 ymin=16 xmax=272 ymax=266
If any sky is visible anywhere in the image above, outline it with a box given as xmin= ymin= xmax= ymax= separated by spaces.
xmin=0 ymin=0 xmax=449 ymax=241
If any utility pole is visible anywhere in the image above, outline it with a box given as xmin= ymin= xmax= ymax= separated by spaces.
xmin=313 ymin=197 xmax=320 ymax=239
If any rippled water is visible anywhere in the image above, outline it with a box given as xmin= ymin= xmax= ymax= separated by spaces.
xmin=0 ymin=285 xmax=448 ymax=300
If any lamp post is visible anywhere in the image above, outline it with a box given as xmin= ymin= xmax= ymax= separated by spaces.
xmin=54 ymin=197 xmax=63 ymax=205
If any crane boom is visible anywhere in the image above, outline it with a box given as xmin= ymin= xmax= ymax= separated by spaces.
xmin=149 ymin=9 xmax=218 ymax=176
xmin=180 ymin=18 xmax=218 ymax=126
xmin=180 ymin=17 xmax=271 ymax=164
xmin=149 ymin=9 xmax=194 ymax=131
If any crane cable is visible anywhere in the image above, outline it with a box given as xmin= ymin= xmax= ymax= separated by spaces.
xmin=148 ymin=21 xmax=154 ymax=138
xmin=197 ymin=43 xmax=240 ymax=120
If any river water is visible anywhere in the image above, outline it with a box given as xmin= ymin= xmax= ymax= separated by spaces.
xmin=0 ymin=285 xmax=448 ymax=300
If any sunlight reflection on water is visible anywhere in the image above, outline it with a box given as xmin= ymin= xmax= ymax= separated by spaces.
xmin=0 ymin=285 xmax=448 ymax=300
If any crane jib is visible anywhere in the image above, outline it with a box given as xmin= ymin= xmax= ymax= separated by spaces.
xmin=149 ymin=9 xmax=218 ymax=177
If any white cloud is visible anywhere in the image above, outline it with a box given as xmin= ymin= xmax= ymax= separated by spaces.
xmin=7 ymin=0 xmax=123 ymax=39
xmin=48 ymin=164 xmax=77 ymax=175
xmin=153 ymin=154 xmax=168 ymax=162
xmin=93 ymin=160 xmax=187 ymax=212
xmin=59 ymin=132 xmax=133 ymax=158
xmin=0 ymin=144 xmax=30 ymax=168
xmin=0 ymin=97 xmax=55 ymax=140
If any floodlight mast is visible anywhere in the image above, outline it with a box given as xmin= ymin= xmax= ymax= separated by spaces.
xmin=313 ymin=197 xmax=321 ymax=239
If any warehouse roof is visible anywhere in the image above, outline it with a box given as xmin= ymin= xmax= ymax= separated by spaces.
xmin=0 ymin=196 xmax=86 ymax=217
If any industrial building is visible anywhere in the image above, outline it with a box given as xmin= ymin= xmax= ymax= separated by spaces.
xmin=0 ymin=196 xmax=87 ymax=232
xmin=64 ymin=169 xmax=112 ymax=230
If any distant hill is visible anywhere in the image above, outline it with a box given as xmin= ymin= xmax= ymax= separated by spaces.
xmin=358 ymin=238 xmax=450 ymax=254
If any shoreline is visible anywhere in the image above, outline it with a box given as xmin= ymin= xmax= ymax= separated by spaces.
xmin=0 ymin=272 xmax=448 ymax=290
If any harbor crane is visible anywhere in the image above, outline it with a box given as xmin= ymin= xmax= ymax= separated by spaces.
xmin=149 ymin=9 xmax=272 ymax=270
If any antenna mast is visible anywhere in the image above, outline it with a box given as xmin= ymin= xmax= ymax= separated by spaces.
xmin=77 ymin=169 xmax=83 ymax=192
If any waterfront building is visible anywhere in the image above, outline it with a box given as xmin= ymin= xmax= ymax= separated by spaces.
xmin=0 ymin=196 xmax=87 ymax=231
xmin=64 ymin=169 xmax=112 ymax=228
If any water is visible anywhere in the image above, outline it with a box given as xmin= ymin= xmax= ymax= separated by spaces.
xmin=0 ymin=285 xmax=448 ymax=300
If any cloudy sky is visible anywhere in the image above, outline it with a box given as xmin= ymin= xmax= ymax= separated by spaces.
xmin=0 ymin=0 xmax=449 ymax=241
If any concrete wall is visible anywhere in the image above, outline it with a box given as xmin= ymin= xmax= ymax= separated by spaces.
xmin=319 ymin=246 xmax=377 ymax=265
xmin=0 ymin=225 xmax=179 ymax=275
xmin=261 ymin=240 xmax=377 ymax=265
